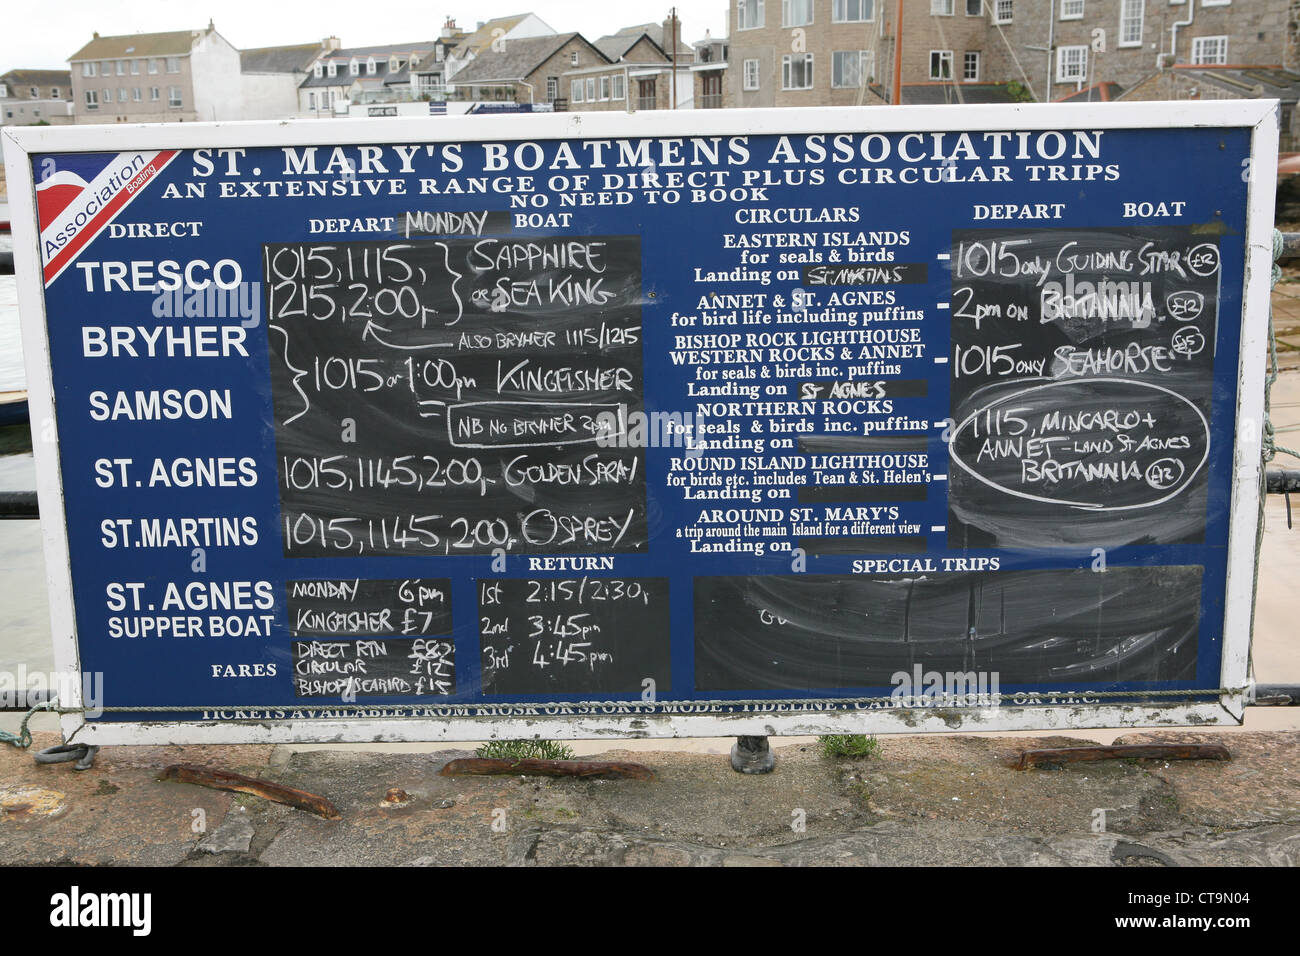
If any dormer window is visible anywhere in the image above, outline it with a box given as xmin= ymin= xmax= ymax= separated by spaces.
xmin=410 ymin=54 xmax=420 ymax=66
xmin=327 ymin=61 xmax=337 ymax=77
xmin=367 ymin=56 xmax=377 ymax=74
xmin=389 ymin=56 xmax=400 ymax=71
xmin=313 ymin=62 xmax=323 ymax=77
xmin=349 ymin=57 xmax=359 ymax=76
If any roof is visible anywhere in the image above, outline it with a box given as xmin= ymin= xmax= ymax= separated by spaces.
xmin=594 ymin=31 xmax=667 ymax=63
xmin=240 ymin=43 xmax=322 ymax=74
xmin=450 ymin=33 xmax=606 ymax=84
xmin=0 ymin=69 xmax=72 ymax=87
xmin=601 ymin=21 xmax=692 ymax=58
xmin=887 ymin=82 xmax=1033 ymax=105
xmin=300 ymin=41 xmax=439 ymax=88
xmin=1054 ymin=81 xmax=1123 ymax=103
xmin=1171 ymin=65 xmax=1300 ymax=104
xmin=453 ymin=15 xmax=532 ymax=59
xmin=69 ymin=29 xmax=199 ymax=61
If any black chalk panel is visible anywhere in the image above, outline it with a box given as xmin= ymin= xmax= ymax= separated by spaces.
xmin=694 ymin=567 xmax=1202 ymax=690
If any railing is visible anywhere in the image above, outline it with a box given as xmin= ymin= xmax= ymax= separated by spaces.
xmin=637 ymin=96 xmax=657 ymax=111
xmin=699 ymin=92 xmax=723 ymax=109
xmin=355 ymin=88 xmax=447 ymax=105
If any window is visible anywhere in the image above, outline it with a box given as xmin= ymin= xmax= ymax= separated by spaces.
xmin=994 ymin=0 xmax=1013 ymax=22
xmin=131 ymin=60 xmax=139 ymax=75
xmin=30 ymin=86 xmax=38 ymax=98
xmin=963 ymin=50 xmax=981 ymax=79
xmin=782 ymin=52 xmax=814 ymax=89
xmin=132 ymin=87 xmax=141 ymax=101
xmin=783 ymin=0 xmax=813 ymax=26
xmin=1200 ymin=0 xmax=1230 ymax=5
xmin=744 ymin=57 xmax=761 ymax=89
xmin=571 ymin=78 xmax=583 ymax=102
xmin=102 ymin=87 xmax=110 ymax=102
xmin=168 ymin=86 xmax=182 ymax=108
xmin=116 ymin=61 xmax=126 ymax=75
xmin=833 ymin=0 xmax=874 ymax=21
xmin=738 ymin=0 xmax=764 ymax=29
xmin=1061 ymin=0 xmax=1083 ymax=18
xmin=389 ymin=57 xmax=400 ymax=71
xmin=82 ymin=62 xmax=96 ymax=77
xmin=309 ymin=92 xmax=317 ymax=109
xmin=148 ymin=59 xmax=158 ymax=74
xmin=166 ymin=57 xmax=179 ymax=73
xmin=1056 ymin=44 xmax=1087 ymax=80
xmin=117 ymin=88 xmax=127 ymax=102
xmin=832 ymin=50 xmax=873 ymax=88
xmin=931 ymin=0 xmax=954 ymax=14
xmin=929 ymin=49 xmax=953 ymax=78
xmin=367 ymin=57 xmax=377 ymax=75
xmin=586 ymin=77 xmax=596 ymax=101
xmin=1191 ymin=35 xmax=1228 ymax=64
xmin=349 ymin=58 xmax=359 ymax=76
xmin=101 ymin=61 xmax=112 ymax=75
xmin=546 ymin=76 xmax=558 ymax=101
xmin=85 ymin=89 xmax=98 ymax=109
xmin=570 ymin=52 xmax=579 ymax=65
xmin=150 ymin=87 xmax=160 ymax=101
xmin=966 ymin=0 xmax=982 ymax=14
xmin=51 ymin=87 xmax=59 ymax=98
xmin=599 ymin=75 xmax=610 ymax=100
xmin=0 ymin=88 xmax=6 ymax=98
xmin=1119 ymin=0 xmax=1143 ymax=46
xmin=313 ymin=63 xmax=322 ymax=77
xmin=327 ymin=61 xmax=337 ymax=77
xmin=612 ymin=74 xmax=625 ymax=99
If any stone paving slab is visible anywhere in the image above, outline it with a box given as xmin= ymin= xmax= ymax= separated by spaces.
xmin=2 ymin=731 xmax=1296 ymax=866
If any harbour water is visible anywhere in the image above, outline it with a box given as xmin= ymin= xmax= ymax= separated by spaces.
xmin=0 ymin=254 xmax=54 ymax=675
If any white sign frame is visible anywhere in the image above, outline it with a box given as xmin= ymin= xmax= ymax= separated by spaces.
xmin=2 ymin=101 xmax=1277 ymax=746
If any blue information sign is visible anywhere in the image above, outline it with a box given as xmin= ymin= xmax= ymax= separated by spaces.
xmin=3 ymin=104 xmax=1276 ymax=743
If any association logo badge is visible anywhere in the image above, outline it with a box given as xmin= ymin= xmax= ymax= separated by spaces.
xmin=35 ymin=150 xmax=180 ymax=287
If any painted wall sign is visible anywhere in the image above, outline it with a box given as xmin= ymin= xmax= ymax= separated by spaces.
xmin=1 ymin=103 xmax=1275 ymax=745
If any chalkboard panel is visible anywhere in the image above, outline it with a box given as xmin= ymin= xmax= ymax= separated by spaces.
xmin=946 ymin=227 xmax=1217 ymax=549
xmin=292 ymin=637 xmax=455 ymax=697
xmin=266 ymin=237 xmax=647 ymax=557
xmin=286 ymin=578 xmax=451 ymax=636
xmin=694 ymin=568 xmax=1202 ymax=690
xmin=478 ymin=577 xmax=670 ymax=695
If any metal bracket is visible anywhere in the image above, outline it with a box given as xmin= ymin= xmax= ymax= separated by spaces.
xmin=730 ymin=735 xmax=775 ymax=774
xmin=34 ymin=743 xmax=99 ymax=771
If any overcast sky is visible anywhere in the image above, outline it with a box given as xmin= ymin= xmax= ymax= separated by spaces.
xmin=3 ymin=0 xmax=729 ymax=71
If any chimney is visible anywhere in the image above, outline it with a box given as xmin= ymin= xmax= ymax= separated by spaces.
xmin=323 ymin=35 xmax=341 ymax=51
xmin=441 ymin=17 xmax=458 ymax=39
xmin=92 ymin=31 xmax=100 ymax=39
xmin=663 ymin=14 xmax=682 ymax=63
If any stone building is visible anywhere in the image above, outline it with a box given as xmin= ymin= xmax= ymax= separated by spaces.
xmin=566 ymin=17 xmax=697 ymax=111
xmin=0 ymin=69 xmax=73 ymax=126
xmin=68 ymin=23 xmax=244 ymax=123
xmin=447 ymin=33 xmax=609 ymax=107
xmin=722 ymin=0 xmax=1299 ymax=107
